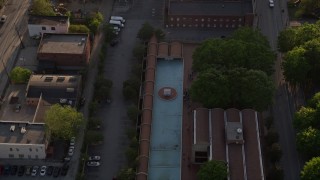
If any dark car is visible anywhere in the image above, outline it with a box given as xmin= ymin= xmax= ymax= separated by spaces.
xmin=25 ymin=166 xmax=32 ymax=176
xmin=4 ymin=165 xmax=11 ymax=175
xmin=17 ymin=166 xmax=25 ymax=176
xmin=53 ymin=166 xmax=60 ymax=177
xmin=0 ymin=165 xmax=4 ymax=175
xmin=61 ymin=164 xmax=69 ymax=176
xmin=10 ymin=165 xmax=18 ymax=175
xmin=46 ymin=166 xmax=54 ymax=176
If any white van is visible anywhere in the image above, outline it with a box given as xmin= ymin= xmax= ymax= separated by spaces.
xmin=110 ymin=16 xmax=125 ymax=23
xmin=109 ymin=20 xmax=124 ymax=28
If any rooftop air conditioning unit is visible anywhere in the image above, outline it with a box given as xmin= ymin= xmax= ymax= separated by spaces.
xmin=21 ymin=127 xmax=26 ymax=134
xmin=10 ymin=125 xmax=15 ymax=132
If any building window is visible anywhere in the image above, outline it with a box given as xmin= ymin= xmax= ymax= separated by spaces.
xmin=176 ymin=18 xmax=180 ymax=21
xmin=42 ymin=27 xmax=46 ymax=30
xmin=9 ymin=154 xmax=14 ymax=158
xmin=51 ymin=27 xmax=56 ymax=30
xmin=29 ymin=148 xmax=32 ymax=152
xmin=36 ymin=148 xmax=38 ymax=152
xmin=35 ymin=155 xmax=39 ymax=159
xmin=10 ymin=148 xmax=12 ymax=151
xmin=19 ymin=154 xmax=24 ymax=158
xmin=16 ymin=148 xmax=19 ymax=151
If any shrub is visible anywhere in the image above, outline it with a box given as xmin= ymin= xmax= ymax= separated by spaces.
xmin=127 ymin=105 xmax=140 ymax=122
xmin=10 ymin=67 xmax=32 ymax=84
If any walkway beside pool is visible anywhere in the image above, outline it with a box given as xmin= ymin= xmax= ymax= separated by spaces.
xmin=148 ymin=59 xmax=183 ymax=180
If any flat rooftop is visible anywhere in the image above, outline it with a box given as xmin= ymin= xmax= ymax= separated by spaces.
xmin=148 ymin=59 xmax=183 ymax=180
xmin=169 ymin=1 xmax=253 ymax=16
xmin=38 ymin=33 xmax=88 ymax=55
xmin=28 ymin=15 xmax=69 ymax=25
xmin=0 ymin=85 xmax=36 ymax=123
xmin=0 ymin=122 xmax=45 ymax=144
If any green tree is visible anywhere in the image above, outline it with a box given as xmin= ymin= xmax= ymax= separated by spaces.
xmin=132 ymin=44 xmax=146 ymax=60
xmin=268 ymin=143 xmax=282 ymax=163
xmin=296 ymin=127 xmax=320 ymax=158
xmin=45 ymin=104 xmax=84 ymax=140
xmin=154 ymin=28 xmax=165 ymax=41
xmin=302 ymin=39 xmax=320 ymax=84
xmin=31 ymin=0 xmax=55 ymax=16
xmin=308 ymin=92 xmax=320 ymax=108
xmin=293 ymin=106 xmax=317 ymax=130
xmin=127 ymin=105 xmax=140 ymax=122
xmin=9 ymin=67 xmax=32 ymax=84
xmin=233 ymin=69 xmax=274 ymax=111
xmin=68 ymin=25 xmax=90 ymax=33
xmin=190 ymin=68 xmax=231 ymax=108
xmin=301 ymin=156 xmax=320 ymax=180
xmin=137 ymin=22 xmax=154 ymax=41
xmin=231 ymin=27 xmax=270 ymax=48
xmin=85 ymin=130 xmax=103 ymax=145
xmin=117 ymin=168 xmax=136 ymax=180
xmin=266 ymin=128 xmax=279 ymax=146
xmin=192 ymin=28 xmax=275 ymax=75
xmin=87 ymin=12 xmax=104 ymax=34
xmin=277 ymin=28 xmax=297 ymax=52
xmin=282 ymin=47 xmax=311 ymax=87
xmin=103 ymin=24 xmax=117 ymax=42
xmin=197 ymin=160 xmax=228 ymax=180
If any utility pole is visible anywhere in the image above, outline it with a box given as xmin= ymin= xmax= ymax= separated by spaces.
xmin=15 ymin=26 xmax=25 ymax=49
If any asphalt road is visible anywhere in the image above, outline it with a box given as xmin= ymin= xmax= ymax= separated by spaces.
xmin=255 ymin=0 xmax=301 ymax=179
xmin=0 ymin=0 xmax=29 ymax=95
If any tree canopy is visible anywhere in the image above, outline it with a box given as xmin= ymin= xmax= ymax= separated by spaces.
xmin=9 ymin=67 xmax=32 ymax=84
xmin=31 ymin=0 xmax=55 ymax=16
xmin=45 ymin=104 xmax=84 ymax=140
xmin=190 ymin=27 xmax=275 ymax=111
xmin=190 ymin=67 xmax=274 ymax=111
xmin=197 ymin=160 xmax=228 ymax=180
xmin=296 ymin=127 xmax=320 ymax=158
xmin=301 ymin=156 xmax=320 ymax=180
xmin=279 ymin=21 xmax=320 ymax=87
xmin=69 ymin=24 xmax=90 ymax=33
xmin=137 ymin=22 xmax=154 ymax=42
xmin=193 ymin=28 xmax=275 ymax=75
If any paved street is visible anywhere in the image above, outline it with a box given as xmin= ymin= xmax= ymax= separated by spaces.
xmin=0 ymin=0 xmax=29 ymax=96
xmin=256 ymin=0 xmax=302 ymax=179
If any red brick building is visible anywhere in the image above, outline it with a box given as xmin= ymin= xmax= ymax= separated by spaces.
xmin=37 ymin=33 xmax=90 ymax=70
xmin=166 ymin=0 xmax=254 ymax=28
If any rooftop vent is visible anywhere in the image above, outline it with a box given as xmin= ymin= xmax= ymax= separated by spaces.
xmin=21 ymin=127 xmax=26 ymax=134
xmin=10 ymin=125 xmax=15 ymax=132
xmin=57 ymin=77 xmax=65 ymax=82
xmin=44 ymin=77 xmax=53 ymax=82
xmin=163 ymin=88 xmax=172 ymax=97
xmin=236 ymin=128 xmax=243 ymax=134
xmin=66 ymin=88 xmax=75 ymax=93
xmin=60 ymin=98 xmax=67 ymax=104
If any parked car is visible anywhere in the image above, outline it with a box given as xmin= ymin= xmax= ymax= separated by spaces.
xmin=68 ymin=146 xmax=75 ymax=156
xmin=4 ymin=165 xmax=11 ymax=175
xmin=110 ymin=38 xmax=119 ymax=47
xmin=0 ymin=15 xmax=7 ymax=23
xmin=64 ymin=156 xmax=71 ymax=162
xmin=269 ymin=0 xmax=274 ymax=7
xmin=25 ymin=166 xmax=32 ymax=176
xmin=53 ymin=166 xmax=60 ymax=177
xmin=61 ymin=164 xmax=69 ymax=176
xmin=0 ymin=165 xmax=4 ymax=175
xmin=17 ymin=166 xmax=25 ymax=176
xmin=70 ymin=137 xmax=76 ymax=146
xmin=46 ymin=166 xmax=53 ymax=176
xmin=88 ymin=156 xmax=101 ymax=161
xmin=40 ymin=166 xmax=47 ymax=176
xmin=31 ymin=166 xmax=39 ymax=176
xmin=87 ymin=161 xmax=100 ymax=167
xmin=10 ymin=165 xmax=18 ymax=175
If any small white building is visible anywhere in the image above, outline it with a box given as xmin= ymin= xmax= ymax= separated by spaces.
xmin=28 ymin=15 xmax=70 ymax=37
xmin=0 ymin=122 xmax=46 ymax=159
